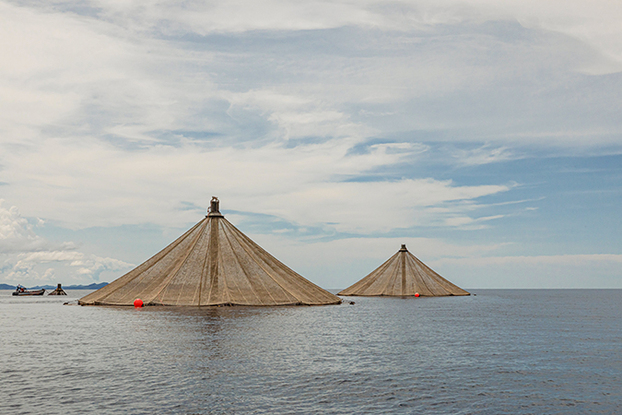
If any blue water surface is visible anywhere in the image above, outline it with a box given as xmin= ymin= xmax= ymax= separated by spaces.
xmin=0 ymin=289 xmax=620 ymax=414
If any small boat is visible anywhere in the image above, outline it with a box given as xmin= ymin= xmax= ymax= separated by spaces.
xmin=48 ymin=283 xmax=67 ymax=296
xmin=12 ymin=285 xmax=46 ymax=296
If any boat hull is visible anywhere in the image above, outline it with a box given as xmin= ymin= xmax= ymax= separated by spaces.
xmin=12 ymin=289 xmax=46 ymax=296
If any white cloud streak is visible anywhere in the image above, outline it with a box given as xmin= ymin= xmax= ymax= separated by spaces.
xmin=88 ymin=0 xmax=622 ymax=72
xmin=433 ymin=254 xmax=622 ymax=289
xmin=1 ymin=137 xmax=509 ymax=231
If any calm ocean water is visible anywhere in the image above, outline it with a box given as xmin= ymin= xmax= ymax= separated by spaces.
xmin=0 ymin=289 xmax=620 ymax=414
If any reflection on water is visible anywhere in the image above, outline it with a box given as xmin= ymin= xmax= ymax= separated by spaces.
xmin=1 ymin=289 xmax=621 ymax=414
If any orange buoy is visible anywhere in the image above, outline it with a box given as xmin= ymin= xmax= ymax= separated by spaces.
xmin=134 ymin=298 xmax=144 ymax=308
xmin=414 ymin=292 xmax=420 ymax=297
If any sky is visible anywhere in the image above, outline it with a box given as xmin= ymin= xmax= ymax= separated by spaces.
xmin=1 ymin=0 xmax=621 ymax=289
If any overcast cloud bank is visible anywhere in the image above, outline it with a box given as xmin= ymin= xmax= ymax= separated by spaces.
xmin=1 ymin=0 xmax=621 ymax=287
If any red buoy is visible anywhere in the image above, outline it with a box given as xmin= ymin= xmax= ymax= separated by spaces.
xmin=134 ymin=298 xmax=144 ymax=308
xmin=414 ymin=292 xmax=420 ymax=297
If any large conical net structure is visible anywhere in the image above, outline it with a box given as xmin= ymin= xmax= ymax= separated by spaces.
xmin=79 ymin=198 xmax=341 ymax=306
xmin=339 ymin=244 xmax=469 ymax=297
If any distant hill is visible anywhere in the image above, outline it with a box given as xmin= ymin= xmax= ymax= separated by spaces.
xmin=0 ymin=282 xmax=108 ymax=290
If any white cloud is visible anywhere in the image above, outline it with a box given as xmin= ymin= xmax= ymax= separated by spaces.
xmin=1 ymin=0 xmax=620 ymax=169
xmin=106 ymin=0 xmax=622 ymax=72
xmin=1 ymin=0 xmax=620 ymax=289
xmin=2 ymin=250 xmax=133 ymax=284
xmin=507 ymin=0 xmax=622 ymax=72
xmin=264 ymin=179 xmax=509 ymax=233
xmin=37 ymin=0 xmax=618 ymax=69
xmin=0 ymin=199 xmax=70 ymax=253
xmin=443 ymin=214 xmax=504 ymax=229
xmin=86 ymin=0 xmax=387 ymax=34
xmin=450 ymin=145 xmax=518 ymax=166
xmin=0 ymin=201 xmax=133 ymax=284
xmin=2 ymin=249 xmax=133 ymax=284
xmin=1 ymin=136 xmax=510 ymax=232
xmin=0 ymin=1 xmax=220 ymax=149
xmin=226 ymin=89 xmax=372 ymax=140
xmin=433 ymin=254 xmax=622 ymax=289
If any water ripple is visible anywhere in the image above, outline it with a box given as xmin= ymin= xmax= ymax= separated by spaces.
xmin=1 ymin=289 xmax=621 ymax=414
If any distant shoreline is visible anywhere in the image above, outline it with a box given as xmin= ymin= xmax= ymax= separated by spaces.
xmin=0 ymin=282 xmax=108 ymax=290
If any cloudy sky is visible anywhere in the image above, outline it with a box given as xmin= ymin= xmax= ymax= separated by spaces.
xmin=1 ymin=0 xmax=621 ymax=289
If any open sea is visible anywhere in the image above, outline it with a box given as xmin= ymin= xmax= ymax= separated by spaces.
xmin=0 ymin=289 xmax=620 ymax=414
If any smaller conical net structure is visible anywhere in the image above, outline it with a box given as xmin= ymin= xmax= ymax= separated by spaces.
xmin=79 ymin=198 xmax=341 ymax=306
xmin=339 ymin=244 xmax=469 ymax=297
